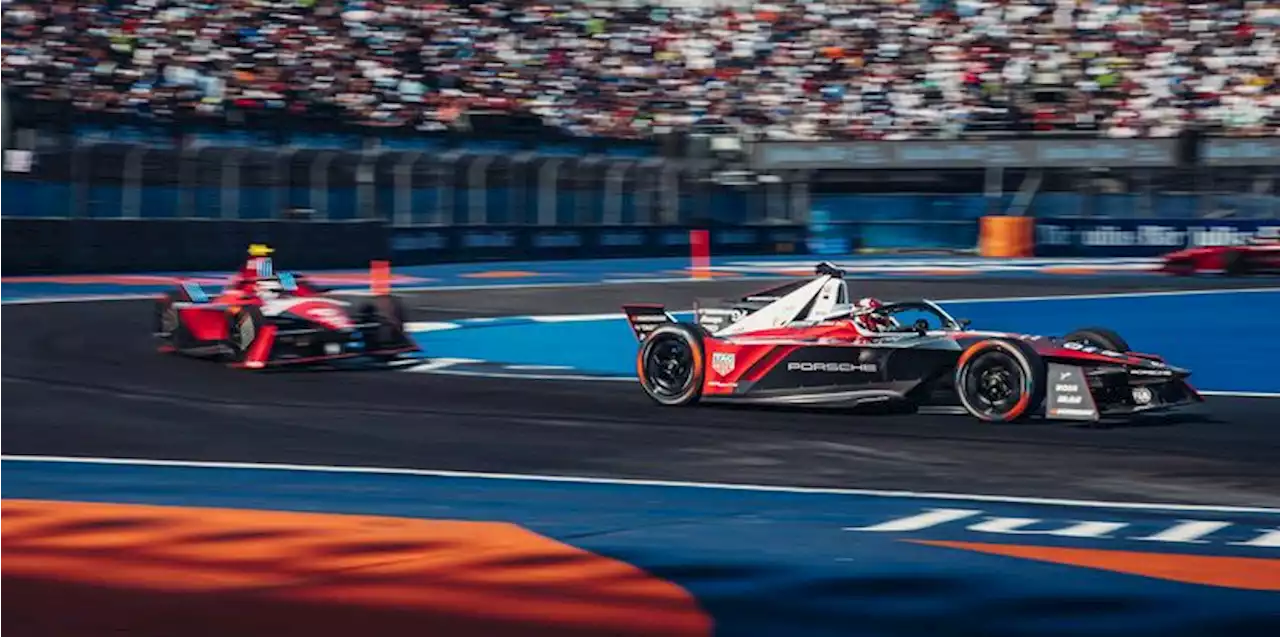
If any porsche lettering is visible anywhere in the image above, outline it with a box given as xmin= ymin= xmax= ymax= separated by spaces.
xmin=787 ymin=362 xmax=878 ymax=373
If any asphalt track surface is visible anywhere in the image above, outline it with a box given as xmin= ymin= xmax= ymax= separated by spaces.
xmin=5 ymin=276 xmax=1280 ymax=508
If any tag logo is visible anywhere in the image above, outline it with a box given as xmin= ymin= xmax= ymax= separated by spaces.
xmin=712 ymin=352 xmax=736 ymax=376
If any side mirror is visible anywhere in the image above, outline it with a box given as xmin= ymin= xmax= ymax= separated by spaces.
xmin=958 ymin=318 xmax=972 ymax=329
xmin=914 ymin=318 xmax=930 ymax=335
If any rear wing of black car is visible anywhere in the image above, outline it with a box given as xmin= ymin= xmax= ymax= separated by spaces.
xmin=622 ymin=304 xmax=678 ymax=341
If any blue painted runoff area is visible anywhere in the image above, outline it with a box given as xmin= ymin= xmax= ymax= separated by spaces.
xmin=413 ymin=289 xmax=1280 ymax=394
xmin=4 ymin=458 xmax=1277 ymax=637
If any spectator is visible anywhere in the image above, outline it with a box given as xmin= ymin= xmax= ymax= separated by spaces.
xmin=2 ymin=1 xmax=1276 ymax=140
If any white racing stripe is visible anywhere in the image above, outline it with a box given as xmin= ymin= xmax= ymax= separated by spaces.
xmin=4 ymin=454 xmax=1277 ymax=513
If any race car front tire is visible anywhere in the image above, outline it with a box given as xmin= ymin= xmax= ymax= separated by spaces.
xmin=153 ymin=293 xmax=184 ymax=348
xmin=1064 ymin=327 xmax=1130 ymax=353
xmin=637 ymin=323 xmax=705 ymax=406
xmin=225 ymin=306 xmax=267 ymax=363
xmin=955 ymin=339 xmax=1046 ymax=423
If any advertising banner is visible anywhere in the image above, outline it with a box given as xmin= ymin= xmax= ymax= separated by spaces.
xmin=1200 ymin=138 xmax=1280 ymax=167
xmin=389 ymin=225 xmax=807 ymax=265
xmin=752 ymin=139 xmax=1179 ymax=171
xmin=1034 ymin=218 xmax=1280 ymax=257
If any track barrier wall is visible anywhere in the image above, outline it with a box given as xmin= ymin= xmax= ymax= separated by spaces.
xmin=8 ymin=217 xmax=1280 ymax=274
xmin=2 ymin=219 xmax=390 ymax=274
xmin=1 ymin=219 xmax=809 ymax=274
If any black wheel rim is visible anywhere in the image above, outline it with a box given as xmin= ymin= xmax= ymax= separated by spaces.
xmin=963 ymin=351 xmax=1025 ymax=417
xmin=645 ymin=335 xmax=694 ymax=397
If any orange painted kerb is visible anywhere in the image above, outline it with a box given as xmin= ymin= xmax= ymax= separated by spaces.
xmin=2 ymin=499 xmax=712 ymax=637
xmin=911 ymin=540 xmax=1280 ymax=591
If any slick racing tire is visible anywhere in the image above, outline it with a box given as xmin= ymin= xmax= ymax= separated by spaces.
xmin=956 ymin=339 xmax=1046 ymax=423
xmin=153 ymin=292 xmax=185 ymax=349
xmin=225 ymin=306 xmax=267 ymax=363
xmin=1064 ymin=327 xmax=1130 ymax=353
xmin=637 ymin=323 xmax=705 ymax=407
xmin=356 ymin=295 xmax=409 ymax=353
xmin=1164 ymin=259 xmax=1194 ymax=276
xmin=1223 ymin=250 xmax=1250 ymax=277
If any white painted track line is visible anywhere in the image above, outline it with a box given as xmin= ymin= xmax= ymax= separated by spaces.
xmin=4 ymin=454 xmax=1278 ymax=513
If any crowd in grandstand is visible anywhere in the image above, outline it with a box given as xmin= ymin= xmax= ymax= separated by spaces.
xmin=3 ymin=1 xmax=1278 ymax=140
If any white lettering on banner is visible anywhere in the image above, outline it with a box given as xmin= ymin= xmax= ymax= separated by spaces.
xmin=1037 ymin=225 xmax=1073 ymax=246
xmin=844 ymin=508 xmax=1278 ymax=548
xmin=967 ymin=518 xmax=1128 ymax=538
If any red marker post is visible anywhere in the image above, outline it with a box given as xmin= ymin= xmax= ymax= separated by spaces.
xmin=689 ymin=229 xmax=710 ymax=280
xmin=370 ymin=260 xmax=391 ymax=295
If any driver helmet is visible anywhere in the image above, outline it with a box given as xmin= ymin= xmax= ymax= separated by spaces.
xmin=853 ymin=297 xmax=894 ymax=333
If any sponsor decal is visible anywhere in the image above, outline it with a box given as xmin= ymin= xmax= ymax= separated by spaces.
xmin=1130 ymin=368 xmax=1174 ymax=377
xmin=1062 ymin=341 xmax=1127 ymax=359
xmin=1036 ymin=219 xmax=1280 ymax=257
xmin=707 ymin=380 xmax=739 ymax=390
xmin=712 ymin=352 xmax=736 ymax=376
xmin=1132 ymin=386 xmax=1155 ymax=405
xmin=1046 ymin=363 xmax=1098 ymax=420
xmin=787 ymin=362 xmax=878 ymax=373
xmin=629 ymin=314 xmax=669 ymax=324
xmin=843 ymin=507 xmax=1280 ymax=590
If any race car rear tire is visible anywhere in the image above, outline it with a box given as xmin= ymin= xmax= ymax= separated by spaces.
xmin=356 ymin=295 xmax=410 ymax=355
xmin=955 ymin=339 xmax=1045 ymax=423
xmin=225 ymin=306 xmax=267 ymax=363
xmin=1223 ymin=250 xmax=1250 ymax=276
xmin=637 ymin=323 xmax=705 ymax=406
xmin=1064 ymin=327 xmax=1130 ymax=353
xmin=153 ymin=293 xmax=184 ymax=349
xmin=1163 ymin=259 xmax=1195 ymax=276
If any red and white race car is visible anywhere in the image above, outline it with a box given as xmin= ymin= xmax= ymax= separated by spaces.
xmin=153 ymin=245 xmax=419 ymax=369
xmin=624 ymin=263 xmax=1200 ymax=423
xmin=1161 ymin=237 xmax=1280 ymax=276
